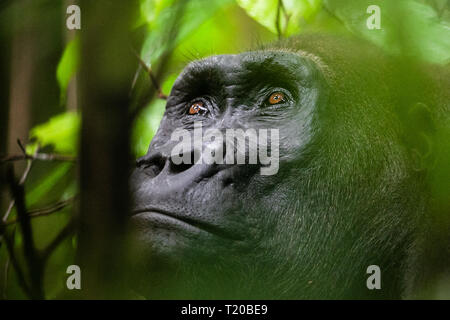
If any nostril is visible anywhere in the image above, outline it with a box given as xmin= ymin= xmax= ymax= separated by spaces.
xmin=136 ymin=153 xmax=166 ymax=178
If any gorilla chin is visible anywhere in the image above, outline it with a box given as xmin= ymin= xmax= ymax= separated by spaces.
xmin=126 ymin=34 xmax=450 ymax=299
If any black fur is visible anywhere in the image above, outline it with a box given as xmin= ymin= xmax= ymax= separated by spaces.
xmin=127 ymin=34 xmax=450 ymax=299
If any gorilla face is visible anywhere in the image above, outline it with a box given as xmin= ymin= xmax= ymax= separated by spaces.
xmin=131 ymin=52 xmax=325 ymax=252
xmin=128 ymin=39 xmax=423 ymax=299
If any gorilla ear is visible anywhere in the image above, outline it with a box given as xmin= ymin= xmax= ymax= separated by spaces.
xmin=407 ymin=102 xmax=436 ymax=171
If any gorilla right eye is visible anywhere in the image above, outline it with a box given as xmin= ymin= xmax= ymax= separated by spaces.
xmin=268 ymin=92 xmax=286 ymax=105
xmin=188 ymin=101 xmax=208 ymax=115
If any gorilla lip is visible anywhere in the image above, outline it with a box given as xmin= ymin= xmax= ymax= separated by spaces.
xmin=131 ymin=208 xmax=244 ymax=241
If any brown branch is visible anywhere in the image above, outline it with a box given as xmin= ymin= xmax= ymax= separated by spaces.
xmin=2 ymin=256 xmax=10 ymax=299
xmin=132 ymin=50 xmax=168 ymax=100
xmin=0 ymin=141 xmax=36 ymax=298
xmin=17 ymin=138 xmax=28 ymax=155
xmin=0 ymin=152 xmax=76 ymax=163
xmin=0 ymin=227 xmax=32 ymax=298
xmin=3 ymin=197 xmax=76 ymax=226
xmin=6 ymin=165 xmax=44 ymax=299
xmin=275 ymin=0 xmax=282 ymax=40
xmin=2 ymin=140 xmax=37 ymax=222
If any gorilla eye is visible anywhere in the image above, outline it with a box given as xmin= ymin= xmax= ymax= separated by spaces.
xmin=188 ymin=101 xmax=207 ymax=115
xmin=268 ymin=92 xmax=286 ymax=105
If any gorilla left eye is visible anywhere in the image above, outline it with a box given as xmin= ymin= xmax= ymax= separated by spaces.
xmin=268 ymin=92 xmax=286 ymax=105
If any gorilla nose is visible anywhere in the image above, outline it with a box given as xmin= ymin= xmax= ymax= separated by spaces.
xmin=133 ymin=143 xmax=227 ymax=191
xmin=136 ymin=136 xmax=228 ymax=177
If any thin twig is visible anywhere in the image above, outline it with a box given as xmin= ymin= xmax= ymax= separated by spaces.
xmin=3 ymin=200 xmax=16 ymax=223
xmin=275 ymin=0 xmax=282 ymax=40
xmin=17 ymin=139 xmax=27 ymax=155
xmin=3 ymin=197 xmax=75 ymax=226
xmin=275 ymin=0 xmax=291 ymax=39
xmin=2 ymin=140 xmax=37 ymax=222
xmin=0 ymin=152 xmax=76 ymax=163
xmin=132 ymin=50 xmax=168 ymax=100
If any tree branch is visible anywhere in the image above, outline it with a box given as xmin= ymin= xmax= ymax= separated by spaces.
xmin=6 ymin=164 xmax=44 ymax=299
xmin=3 ymin=197 xmax=75 ymax=226
xmin=2 ymin=139 xmax=36 ymax=222
xmin=276 ymin=0 xmax=282 ymax=40
xmin=2 ymin=256 xmax=10 ymax=299
xmin=0 ymin=227 xmax=32 ymax=298
xmin=0 ymin=152 xmax=76 ymax=163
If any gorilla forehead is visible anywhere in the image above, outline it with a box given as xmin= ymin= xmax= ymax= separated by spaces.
xmin=173 ymin=50 xmax=320 ymax=94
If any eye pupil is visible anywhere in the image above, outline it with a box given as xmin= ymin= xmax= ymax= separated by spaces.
xmin=268 ymin=92 xmax=285 ymax=105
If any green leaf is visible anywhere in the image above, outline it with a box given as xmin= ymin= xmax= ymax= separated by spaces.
xmin=236 ymin=0 xmax=322 ymax=36
xmin=132 ymin=99 xmax=166 ymax=157
xmin=26 ymin=163 xmax=73 ymax=207
xmin=139 ymin=0 xmax=176 ymax=28
xmin=140 ymin=0 xmax=233 ymax=66
xmin=323 ymin=0 xmax=450 ymax=64
xmin=56 ymin=36 xmax=80 ymax=104
xmin=132 ymin=73 xmax=177 ymax=157
xmin=29 ymin=112 xmax=80 ymax=154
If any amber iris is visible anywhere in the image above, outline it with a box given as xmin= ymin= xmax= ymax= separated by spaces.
xmin=268 ymin=92 xmax=285 ymax=105
xmin=189 ymin=101 xmax=204 ymax=115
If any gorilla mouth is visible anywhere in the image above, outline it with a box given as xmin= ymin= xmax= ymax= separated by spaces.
xmin=131 ymin=208 xmax=244 ymax=241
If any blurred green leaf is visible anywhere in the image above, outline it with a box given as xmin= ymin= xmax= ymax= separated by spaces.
xmin=236 ymin=0 xmax=322 ymax=36
xmin=324 ymin=0 xmax=450 ymax=64
xmin=161 ymin=73 xmax=178 ymax=95
xmin=26 ymin=163 xmax=73 ymax=207
xmin=139 ymin=0 xmax=176 ymax=28
xmin=139 ymin=0 xmax=233 ymax=66
xmin=29 ymin=112 xmax=80 ymax=154
xmin=56 ymin=36 xmax=80 ymax=103
xmin=132 ymin=72 xmax=177 ymax=157
xmin=132 ymin=99 xmax=166 ymax=157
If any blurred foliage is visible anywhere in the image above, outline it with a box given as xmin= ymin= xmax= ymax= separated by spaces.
xmin=1 ymin=0 xmax=449 ymax=299
xmin=139 ymin=0 xmax=235 ymax=66
xmin=132 ymin=76 xmax=176 ymax=156
xmin=237 ymin=0 xmax=322 ymax=36
xmin=324 ymin=0 xmax=450 ymax=64
xmin=27 ymin=112 xmax=80 ymax=155
xmin=56 ymin=36 xmax=80 ymax=104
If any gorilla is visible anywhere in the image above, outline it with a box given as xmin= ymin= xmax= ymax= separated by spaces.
xmin=128 ymin=34 xmax=450 ymax=299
